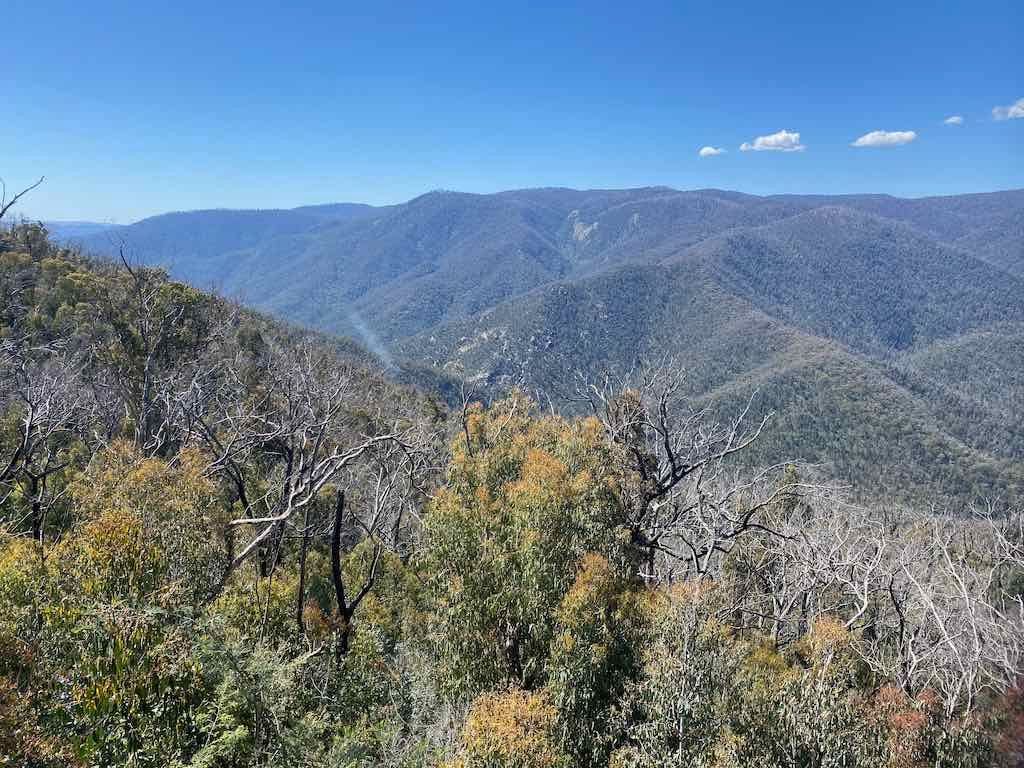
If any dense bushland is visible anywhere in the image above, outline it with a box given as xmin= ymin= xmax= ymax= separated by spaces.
xmin=2 ymin=221 xmax=1023 ymax=766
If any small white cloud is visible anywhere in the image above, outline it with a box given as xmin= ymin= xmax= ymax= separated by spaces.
xmin=739 ymin=129 xmax=805 ymax=152
xmin=943 ymin=115 xmax=964 ymax=125
xmin=992 ymin=98 xmax=1024 ymax=120
xmin=698 ymin=146 xmax=725 ymax=157
xmin=851 ymin=130 xmax=917 ymax=148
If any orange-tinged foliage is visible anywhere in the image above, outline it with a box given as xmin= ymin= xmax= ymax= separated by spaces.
xmin=805 ymin=616 xmax=851 ymax=654
xmin=424 ymin=396 xmax=632 ymax=696
xmin=864 ymin=685 xmax=950 ymax=768
xmin=995 ymin=685 xmax=1024 ymax=767
xmin=557 ymin=553 xmax=618 ymax=622
xmin=794 ymin=615 xmax=857 ymax=675
xmin=508 ymin=448 xmax=571 ymax=505
xmin=449 ymin=689 xmax=568 ymax=768
xmin=1 ymin=226 xmax=1017 ymax=768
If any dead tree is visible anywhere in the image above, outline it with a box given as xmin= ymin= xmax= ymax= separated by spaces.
xmin=730 ymin=494 xmax=1024 ymax=714
xmin=329 ymin=490 xmax=377 ymax=658
xmin=572 ymin=358 xmax=806 ymax=582
xmin=191 ymin=338 xmax=434 ymax=606
xmin=0 ymin=336 xmax=87 ymax=548
xmin=0 ymin=176 xmax=45 ymax=221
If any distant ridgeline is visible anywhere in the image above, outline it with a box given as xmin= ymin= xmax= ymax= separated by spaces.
xmin=67 ymin=187 xmax=1024 ymax=505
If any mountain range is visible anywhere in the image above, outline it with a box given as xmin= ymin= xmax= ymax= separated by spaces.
xmin=60 ymin=186 xmax=1024 ymax=505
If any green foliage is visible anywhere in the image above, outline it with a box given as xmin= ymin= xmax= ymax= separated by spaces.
xmin=180 ymin=638 xmax=333 ymax=768
xmin=548 ymin=554 xmax=648 ymax=767
xmin=406 ymin=257 xmax=1024 ymax=507
xmin=39 ymin=444 xmax=228 ymax=765
xmin=73 ymin=187 xmax=1024 ymax=509
xmin=422 ymin=395 xmax=630 ymax=696
xmin=64 ymin=443 xmax=228 ymax=605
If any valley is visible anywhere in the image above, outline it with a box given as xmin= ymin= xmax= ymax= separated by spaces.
xmin=66 ymin=186 xmax=1024 ymax=504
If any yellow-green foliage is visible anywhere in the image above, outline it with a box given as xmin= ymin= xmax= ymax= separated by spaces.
xmin=19 ymin=445 xmax=230 ymax=764
xmin=0 ymin=534 xmax=69 ymax=767
xmin=342 ymin=539 xmax=420 ymax=650
xmin=213 ymin=566 xmax=303 ymax=643
xmin=0 ymin=535 xmax=46 ymax=647
xmin=423 ymin=394 xmax=630 ymax=696
xmin=63 ymin=442 xmax=227 ymax=605
xmin=548 ymin=554 xmax=648 ymax=766
xmin=448 ymin=689 xmax=569 ymax=768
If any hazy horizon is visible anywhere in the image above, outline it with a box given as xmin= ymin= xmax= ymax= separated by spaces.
xmin=28 ymin=182 xmax=1024 ymax=228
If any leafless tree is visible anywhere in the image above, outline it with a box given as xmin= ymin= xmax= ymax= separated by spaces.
xmin=0 ymin=176 xmax=45 ymax=221
xmin=571 ymin=358 xmax=809 ymax=583
xmin=188 ymin=336 xmax=438 ymax=623
xmin=0 ymin=338 xmax=87 ymax=548
xmin=727 ymin=492 xmax=1024 ymax=715
xmin=569 ymin=360 xmax=1024 ymax=715
xmin=878 ymin=510 xmax=1024 ymax=715
xmin=77 ymin=249 xmax=223 ymax=453
xmin=298 ymin=415 xmax=439 ymax=652
xmin=725 ymin=494 xmax=888 ymax=644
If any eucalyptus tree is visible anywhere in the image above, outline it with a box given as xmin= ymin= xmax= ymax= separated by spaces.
xmin=571 ymin=359 xmax=808 ymax=583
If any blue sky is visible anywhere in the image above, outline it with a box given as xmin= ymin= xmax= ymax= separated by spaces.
xmin=4 ymin=0 xmax=1022 ymax=221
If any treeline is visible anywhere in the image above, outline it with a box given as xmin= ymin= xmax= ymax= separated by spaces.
xmin=1 ymin=220 xmax=1023 ymax=767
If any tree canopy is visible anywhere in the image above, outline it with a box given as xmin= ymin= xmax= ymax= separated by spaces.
xmin=1 ymin=221 xmax=1023 ymax=767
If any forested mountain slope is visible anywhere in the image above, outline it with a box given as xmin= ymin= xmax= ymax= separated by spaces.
xmin=76 ymin=186 xmax=1024 ymax=504
xmin=684 ymin=206 xmax=1024 ymax=355
xmin=397 ymin=256 xmax=1024 ymax=505
xmin=82 ymin=187 xmax=1023 ymax=340
xmin=73 ymin=202 xmax=380 ymax=290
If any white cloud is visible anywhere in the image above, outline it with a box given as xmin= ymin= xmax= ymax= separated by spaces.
xmin=943 ymin=115 xmax=964 ymax=125
xmin=851 ymin=130 xmax=917 ymax=148
xmin=739 ymin=129 xmax=805 ymax=152
xmin=992 ymin=98 xmax=1024 ymax=120
xmin=698 ymin=146 xmax=725 ymax=157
